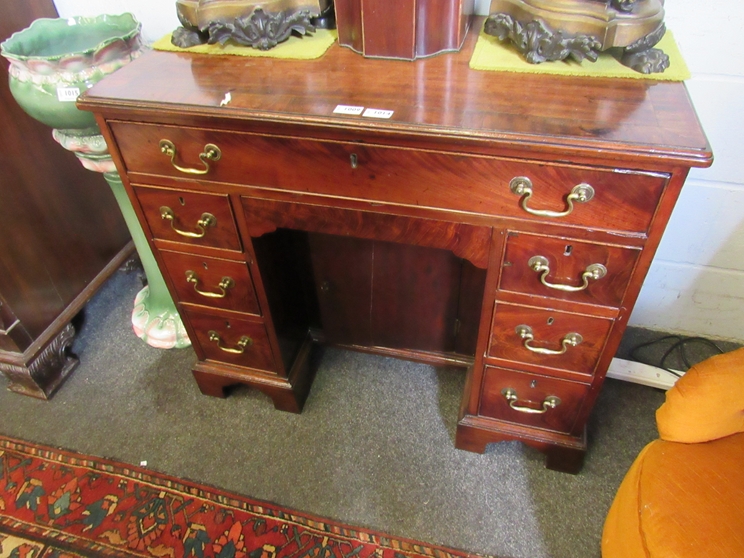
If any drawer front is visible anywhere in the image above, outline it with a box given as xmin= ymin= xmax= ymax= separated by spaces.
xmin=488 ymin=303 xmax=613 ymax=376
xmin=499 ymin=232 xmax=641 ymax=307
xmin=183 ymin=310 xmax=276 ymax=372
xmin=133 ymin=185 xmax=242 ymax=251
xmin=480 ymin=366 xmax=589 ymax=434
xmin=112 ymin=122 xmax=667 ymax=233
xmin=160 ymin=251 xmax=260 ymax=315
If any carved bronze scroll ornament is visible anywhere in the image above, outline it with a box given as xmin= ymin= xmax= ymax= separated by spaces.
xmin=484 ymin=0 xmax=671 ymax=73
xmin=172 ymin=0 xmax=334 ymax=50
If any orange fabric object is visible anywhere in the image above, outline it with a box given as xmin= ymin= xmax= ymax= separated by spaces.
xmin=603 ymin=348 xmax=744 ymax=558
xmin=657 ymin=347 xmax=744 ymax=443
xmin=601 ymin=445 xmax=652 ymax=558
xmin=602 ymin=432 xmax=744 ymax=557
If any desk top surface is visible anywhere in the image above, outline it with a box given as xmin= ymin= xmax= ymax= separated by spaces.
xmin=80 ymin=18 xmax=712 ymax=169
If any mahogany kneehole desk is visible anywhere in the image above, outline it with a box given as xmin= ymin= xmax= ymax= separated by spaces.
xmin=79 ymin=23 xmax=711 ymax=473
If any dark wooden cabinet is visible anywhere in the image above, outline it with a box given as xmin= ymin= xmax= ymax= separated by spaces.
xmin=79 ymin=19 xmax=711 ymax=472
xmin=334 ymin=0 xmax=473 ymax=60
xmin=0 ymin=0 xmax=133 ymax=399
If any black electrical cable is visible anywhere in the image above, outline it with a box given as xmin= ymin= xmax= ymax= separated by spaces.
xmin=629 ymin=335 xmax=725 ymax=377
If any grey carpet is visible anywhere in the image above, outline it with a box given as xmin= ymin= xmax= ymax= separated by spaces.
xmin=0 ymin=270 xmax=736 ymax=558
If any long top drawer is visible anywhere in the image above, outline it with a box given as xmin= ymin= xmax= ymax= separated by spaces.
xmin=111 ymin=122 xmax=668 ymax=234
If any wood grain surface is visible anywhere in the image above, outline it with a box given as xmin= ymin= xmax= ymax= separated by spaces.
xmin=79 ymin=19 xmax=712 ymax=471
xmin=81 ymin=18 xmax=711 ymax=169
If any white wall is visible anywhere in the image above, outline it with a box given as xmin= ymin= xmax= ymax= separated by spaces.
xmin=473 ymin=0 xmax=744 ymax=343
xmin=53 ymin=0 xmax=178 ymax=43
xmin=631 ymin=0 xmax=744 ymax=342
xmin=54 ymin=0 xmax=744 ymax=342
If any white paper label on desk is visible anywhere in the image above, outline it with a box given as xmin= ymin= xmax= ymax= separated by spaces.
xmin=333 ymin=105 xmax=365 ymax=115
xmin=57 ymin=86 xmax=81 ymax=102
xmin=362 ymin=108 xmax=394 ymax=119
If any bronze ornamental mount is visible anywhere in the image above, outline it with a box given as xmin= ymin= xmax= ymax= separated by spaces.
xmin=484 ymin=0 xmax=670 ymax=73
xmin=171 ymin=0 xmax=670 ymax=73
xmin=172 ymin=0 xmax=335 ymax=50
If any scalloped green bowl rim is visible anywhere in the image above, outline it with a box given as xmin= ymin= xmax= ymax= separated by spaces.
xmin=1 ymin=13 xmax=141 ymax=61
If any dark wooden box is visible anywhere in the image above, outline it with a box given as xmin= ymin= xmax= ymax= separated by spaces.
xmin=334 ymin=0 xmax=474 ymax=60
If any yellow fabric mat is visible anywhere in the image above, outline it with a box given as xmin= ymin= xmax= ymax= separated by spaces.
xmin=152 ymin=29 xmax=337 ymax=60
xmin=469 ymin=28 xmax=690 ymax=81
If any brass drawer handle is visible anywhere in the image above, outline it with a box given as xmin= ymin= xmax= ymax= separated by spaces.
xmin=501 ymin=388 xmax=561 ymax=414
xmin=515 ymin=325 xmax=582 ymax=355
xmin=528 ymin=256 xmax=607 ymax=292
xmin=160 ymin=206 xmax=216 ymax=238
xmin=510 ymin=176 xmax=594 ymax=218
xmin=185 ymin=271 xmax=234 ymax=298
xmin=159 ymin=139 xmax=221 ymax=175
xmin=208 ymin=330 xmax=253 ymax=354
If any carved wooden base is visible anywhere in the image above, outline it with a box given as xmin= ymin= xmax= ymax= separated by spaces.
xmin=191 ymin=334 xmax=317 ymax=413
xmin=456 ymin=414 xmax=587 ymax=474
xmin=0 ymin=243 xmax=135 ymax=400
xmin=0 ymin=323 xmax=78 ymax=400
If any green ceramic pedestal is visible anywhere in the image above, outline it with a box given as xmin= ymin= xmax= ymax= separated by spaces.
xmin=1 ymin=14 xmax=190 ymax=349
xmin=104 ymin=173 xmax=190 ymax=348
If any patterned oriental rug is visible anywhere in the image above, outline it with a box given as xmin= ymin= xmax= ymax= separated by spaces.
xmin=0 ymin=436 xmax=484 ymax=558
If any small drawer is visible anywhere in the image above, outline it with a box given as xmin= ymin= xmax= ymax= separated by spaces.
xmin=133 ymin=185 xmax=241 ymax=251
xmin=160 ymin=251 xmax=260 ymax=315
xmin=111 ymin=121 xmax=668 ymax=233
xmin=183 ymin=310 xmax=276 ymax=372
xmin=499 ymin=232 xmax=641 ymax=307
xmin=480 ymin=365 xmax=589 ymax=434
xmin=488 ymin=302 xmax=613 ymax=376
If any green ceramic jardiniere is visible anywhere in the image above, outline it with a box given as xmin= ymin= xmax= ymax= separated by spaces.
xmin=1 ymin=14 xmax=191 ymax=350
xmin=2 ymin=14 xmax=141 ymax=132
